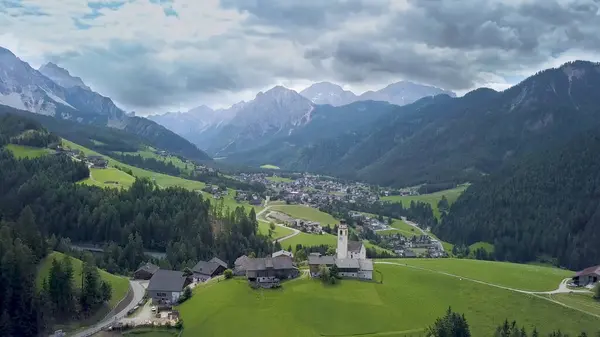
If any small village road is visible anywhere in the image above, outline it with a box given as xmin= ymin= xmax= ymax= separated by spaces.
xmin=376 ymin=261 xmax=599 ymax=319
xmin=256 ymin=204 xmax=301 ymax=244
xmin=69 ymin=280 xmax=146 ymax=337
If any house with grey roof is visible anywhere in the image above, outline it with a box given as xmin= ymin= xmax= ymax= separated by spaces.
xmin=572 ymin=265 xmax=600 ymax=286
xmin=133 ymin=262 xmax=159 ymax=280
xmin=147 ymin=269 xmax=190 ymax=304
xmin=245 ymin=256 xmax=299 ymax=284
xmin=192 ymin=257 xmax=228 ymax=283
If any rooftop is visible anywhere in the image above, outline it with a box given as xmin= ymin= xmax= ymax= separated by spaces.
xmin=148 ymin=269 xmax=187 ymax=292
xmin=245 ymin=256 xmax=295 ymax=271
xmin=574 ymin=265 xmax=600 ymax=277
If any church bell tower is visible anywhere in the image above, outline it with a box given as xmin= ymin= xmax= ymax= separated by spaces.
xmin=337 ymin=221 xmax=348 ymax=259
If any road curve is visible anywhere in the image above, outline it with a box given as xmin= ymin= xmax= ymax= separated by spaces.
xmin=70 ymin=280 xmax=146 ymax=337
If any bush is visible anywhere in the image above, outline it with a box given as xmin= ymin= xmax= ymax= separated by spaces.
xmin=178 ymin=287 xmax=193 ymax=304
xmin=224 ymin=269 xmax=233 ymax=279
xmin=594 ymin=283 xmax=600 ymax=301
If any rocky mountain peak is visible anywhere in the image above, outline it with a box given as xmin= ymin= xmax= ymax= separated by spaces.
xmin=39 ymin=62 xmax=91 ymax=91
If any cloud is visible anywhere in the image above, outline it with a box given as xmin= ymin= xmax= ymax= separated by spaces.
xmin=1 ymin=0 xmax=600 ymax=113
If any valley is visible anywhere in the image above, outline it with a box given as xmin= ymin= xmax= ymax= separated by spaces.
xmin=1 ymin=41 xmax=600 ymax=337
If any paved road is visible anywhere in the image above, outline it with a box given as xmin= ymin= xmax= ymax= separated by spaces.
xmin=257 ymin=205 xmax=301 ymax=243
xmin=376 ymin=261 xmax=598 ymax=319
xmin=70 ymin=280 xmax=146 ymax=337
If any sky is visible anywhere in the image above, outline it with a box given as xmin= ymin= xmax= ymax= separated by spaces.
xmin=2 ymin=0 xmax=600 ymax=115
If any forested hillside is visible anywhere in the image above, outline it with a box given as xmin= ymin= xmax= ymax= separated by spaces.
xmin=0 ymin=115 xmax=276 ymax=336
xmin=235 ymin=61 xmax=600 ymax=188
xmin=435 ymin=129 xmax=600 ymax=270
xmin=0 ymin=104 xmax=211 ymax=162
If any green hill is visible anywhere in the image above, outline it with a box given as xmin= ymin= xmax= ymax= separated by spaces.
xmin=36 ymin=251 xmax=129 ymax=309
xmin=4 ymin=144 xmax=53 ymax=159
xmin=178 ymin=261 xmax=598 ymax=337
xmin=382 ymin=185 xmax=468 ymax=219
xmin=436 ymin=128 xmax=600 ymax=270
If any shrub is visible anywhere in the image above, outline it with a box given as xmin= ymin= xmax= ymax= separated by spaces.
xmin=224 ymin=269 xmax=233 ymax=279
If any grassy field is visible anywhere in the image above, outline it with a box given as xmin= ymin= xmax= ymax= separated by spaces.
xmin=281 ymin=232 xmax=337 ymax=250
xmin=36 ymin=251 xmax=129 ymax=308
xmin=5 ymin=144 xmax=53 ymax=158
xmin=178 ymin=263 xmax=599 ymax=337
xmin=384 ymin=258 xmax=572 ymax=292
xmin=81 ymin=167 xmax=136 ymax=189
xmin=115 ymin=148 xmax=191 ymax=172
xmin=258 ymin=221 xmax=295 ymax=240
xmin=266 ymin=175 xmax=293 ymax=183
xmin=270 ymin=205 xmax=338 ymax=227
xmin=382 ymin=185 xmax=468 ymax=219
xmin=260 ymin=164 xmax=280 ymax=169
xmin=547 ymin=293 xmax=600 ymax=317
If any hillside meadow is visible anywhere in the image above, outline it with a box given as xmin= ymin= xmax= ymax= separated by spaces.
xmin=4 ymin=143 xmax=53 ymax=158
xmin=178 ymin=262 xmax=599 ymax=337
xmin=382 ymin=185 xmax=468 ymax=219
xmin=270 ymin=204 xmax=338 ymax=227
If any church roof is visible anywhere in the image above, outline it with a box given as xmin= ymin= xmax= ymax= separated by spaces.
xmin=348 ymin=240 xmax=363 ymax=253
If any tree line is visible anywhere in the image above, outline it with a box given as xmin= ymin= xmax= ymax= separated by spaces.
xmin=435 ymin=130 xmax=600 ymax=270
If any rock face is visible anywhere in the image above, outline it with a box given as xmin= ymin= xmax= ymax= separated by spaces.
xmin=0 ymin=47 xmax=210 ymax=161
xmin=300 ymin=82 xmax=357 ymax=106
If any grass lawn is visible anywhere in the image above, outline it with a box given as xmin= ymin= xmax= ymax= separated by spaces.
xmin=5 ymin=144 xmax=53 ymax=158
xmin=270 ymin=205 xmax=338 ymax=227
xmin=383 ymin=258 xmax=572 ymax=292
xmin=260 ymin=164 xmax=280 ymax=169
xmin=281 ymin=232 xmax=337 ymax=250
xmin=469 ymin=241 xmax=495 ymax=253
xmin=266 ymin=175 xmax=293 ymax=183
xmin=36 ymin=251 xmax=129 ymax=308
xmin=178 ymin=263 xmax=599 ymax=337
xmin=63 ymin=139 xmax=206 ymax=191
xmin=115 ymin=148 xmax=191 ymax=172
xmin=258 ymin=220 xmax=295 ymax=240
xmin=81 ymin=167 xmax=136 ymax=189
xmin=547 ymin=293 xmax=600 ymax=317
xmin=382 ymin=185 xmax=468 ymax=219
xmin=121 ymin=328 xmax=180 ymax=337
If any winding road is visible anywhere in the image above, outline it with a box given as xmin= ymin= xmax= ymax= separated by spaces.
xmin=376 ymin=261 xmax=599 ymax=319
xmin=401 ymin=217 xmax=445 ymax=252
xmin=69 ymin=280 xmax=146 ymax=337
xmin=257 ymin=204 xmax=301 ymax=244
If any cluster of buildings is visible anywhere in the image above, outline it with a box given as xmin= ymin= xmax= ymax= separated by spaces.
xmin=349 ymin=211 xmax=392 ymax=231
xmin=380 ymin=233 xmax=445 ymax=258
xmin=55 ymin=145 xmax=108 ymax=168
xmin=267 ymin=211 xmax=323 ymax=234
xmin=234 ymin=190 xmax=263 ymax=205
xmin=137 ymin=221 xmax=375 ymax=303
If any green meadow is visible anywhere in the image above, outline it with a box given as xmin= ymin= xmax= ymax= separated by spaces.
xmin=258 ymin=220 xmax=295 ymax=240
xmin=270 ymin=204 xmax=338 ymax=227
xmin=260 ymin=164 xmax=280 ymax=169
xmin=266 ymin=175 xmax=293 ymax=183
xmin=178 ymin=262 xmax=599 ymax=337
xmin=5 ymin=143 xmax=53 ymax=158
xmin=81 ymin=167 xmax=136 ymax=189
xmin=382 ymin=185 xmax=468 ymax=219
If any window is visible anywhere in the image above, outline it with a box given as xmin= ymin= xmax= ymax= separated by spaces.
xmin=156 ymin=292 xmax=168 ymax=297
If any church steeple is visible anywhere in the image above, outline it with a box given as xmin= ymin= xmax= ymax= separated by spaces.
xmin=337 ymin=220 xmax=348 ymax=259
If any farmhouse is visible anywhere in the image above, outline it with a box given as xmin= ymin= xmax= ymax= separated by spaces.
xmin=245 ymin=256 xmax=299 ymax=285
xmin=86 ymin=155 xmax=108 ymax=168
xmin=147 ymin=269 xmax=190 ymax=304
xmin=192 ymin=257 xmax=228 ymax=282
xmin=572 ymin=265 xmax=600 ymax=286
xmin=133 ymin=262 xmax=159 ymax=280
xmin=272 ymin=250 xmax=293 ymax=258
xmin=308 ymin=222 xmax=373 ymax=280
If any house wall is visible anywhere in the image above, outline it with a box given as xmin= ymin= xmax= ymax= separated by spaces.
xmin=358 ymin=270 xmax=373 ymax=280
xmin=149 ymin=290 xmax=177 ymax=304
xmin=339 ymin=271 xmax=358 ymax=278
xmin=171 ymin=291 xmax=181 ymax=303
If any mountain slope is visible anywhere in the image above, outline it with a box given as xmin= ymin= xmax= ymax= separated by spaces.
xmin=357 ymin=81 xmax=456 ymax=106
xmin=272 ymin=61 xmax=600 ymax=187
xmin=435 ymin=127 xmax=600 ymax=270
xmin=207 ymin=86 xmax=315 ymax=155
xmin=0 ymin=46 xmax=211 ymax=161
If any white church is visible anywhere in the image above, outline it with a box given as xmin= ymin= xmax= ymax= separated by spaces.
xmin=308 ymin=221 xmax=374 ymax=280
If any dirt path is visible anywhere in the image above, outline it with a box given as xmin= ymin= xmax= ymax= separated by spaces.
xmin=376 ymin=261 xmax=599 ymax=319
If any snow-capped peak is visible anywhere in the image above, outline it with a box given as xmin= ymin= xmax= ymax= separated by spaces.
xmin=300 ymin=81 xmax=358 ymax=106
xmin=39 ymin=62 xmax=91 ymax=91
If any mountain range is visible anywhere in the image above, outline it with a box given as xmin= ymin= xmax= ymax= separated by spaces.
xmin=0 ymin=46 xmax=210 ymax=161
xmin=149 ymin=80 xmax=453 ymax=156
xmin=226 ymin=61 xmax=600 ymax=187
